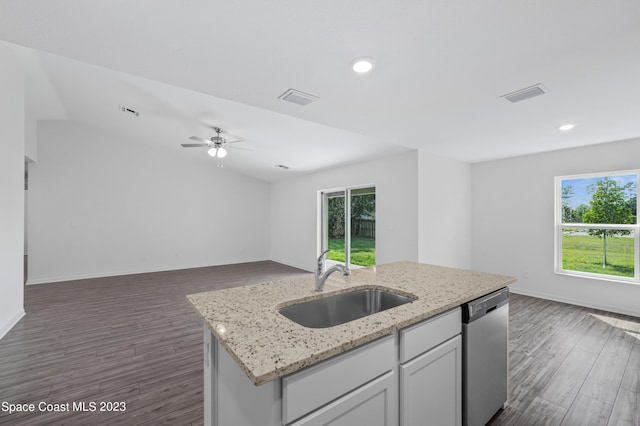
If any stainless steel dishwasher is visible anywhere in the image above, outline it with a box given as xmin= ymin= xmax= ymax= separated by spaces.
xmin=462 ymin=287 xmax=509 ymax=426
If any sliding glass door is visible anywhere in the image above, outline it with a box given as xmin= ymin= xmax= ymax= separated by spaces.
xmin=320 ymin=186 xmax=376 ymax=268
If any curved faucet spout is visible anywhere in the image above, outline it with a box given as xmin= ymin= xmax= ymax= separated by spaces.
xmin=315 ymin=254 xmax=351 ymax=291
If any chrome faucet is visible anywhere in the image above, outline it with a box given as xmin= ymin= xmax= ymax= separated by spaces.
xmin=315 ymin=249 xmax=350 ymax=291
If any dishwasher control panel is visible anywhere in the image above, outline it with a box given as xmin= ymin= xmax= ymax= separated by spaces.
xmin=463 ymin=287 xmax=509 ymax=323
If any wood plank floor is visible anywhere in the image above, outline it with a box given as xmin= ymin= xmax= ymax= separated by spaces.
xmin=489 ymin=293 xmax=640 ymax=426
xmin=0 ymin=261 xmax=309 ymax=426
xmin=1 ymin=262 xmax=639 ymax=425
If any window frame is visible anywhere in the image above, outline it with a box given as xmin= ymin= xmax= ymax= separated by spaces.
xmin=554 ymin=169 xmax=640 ymax=284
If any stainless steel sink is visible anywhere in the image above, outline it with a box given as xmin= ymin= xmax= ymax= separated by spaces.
xmin=278 ymin=288 xmax=416 ymax=328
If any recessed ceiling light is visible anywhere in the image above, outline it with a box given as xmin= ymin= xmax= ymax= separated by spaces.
xmin=558 ymin=124 xmax=575 ymax=131
xmin=352 ymin=58 xmax=374 ymax=73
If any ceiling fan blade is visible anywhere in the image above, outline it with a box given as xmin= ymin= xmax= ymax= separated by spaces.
xmin=228 ymin=146 xmax=252 ymax=151
xmin=189 ymin=136 xmax=210 ymax=143
xmin=225 ymin=139 xmax=245 ymax=144
xmin=181 ymin=143 xmax=209 ymax=148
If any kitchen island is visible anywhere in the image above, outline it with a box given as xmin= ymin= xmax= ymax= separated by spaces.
xmin=187 ymin=261 xmax=516 ymax=426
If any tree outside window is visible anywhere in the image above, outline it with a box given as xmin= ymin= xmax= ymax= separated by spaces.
xmin=557 ymin=171 xmax=638 ymax=281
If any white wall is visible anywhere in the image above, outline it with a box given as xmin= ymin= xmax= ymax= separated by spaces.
xmin=25 ymin=108 xmax=37 ymax=256
xmin=471 ymin=138 xmax=640 ymax=317
xmin=24 ymin=107 xmax=37 ymax=162
xmin=0 ymin=42 xmax=25 ymax=339
xmin=27 ymin=121 xmax=271 ymax=283
xmin=418 ymin=151 xmax=471 ymax=269
xmin=270 ymin=151 xmax=419 ymax=271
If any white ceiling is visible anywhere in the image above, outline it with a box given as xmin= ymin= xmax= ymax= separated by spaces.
xmin=2 ymin=1 xmax=640 ymax=181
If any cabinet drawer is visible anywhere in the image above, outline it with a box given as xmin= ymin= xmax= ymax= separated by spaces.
xmin=282 ymin=334 xmax=396 ymax=424
xmin=399 ymin=307 xmax=461 ymax=363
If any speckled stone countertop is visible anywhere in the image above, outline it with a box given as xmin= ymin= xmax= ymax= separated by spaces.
xmin=187 ymin=261 xmax=516 ymax=386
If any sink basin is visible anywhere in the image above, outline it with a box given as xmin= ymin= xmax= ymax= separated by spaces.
xmin=278 ymin=288 xmax=416 ymax=328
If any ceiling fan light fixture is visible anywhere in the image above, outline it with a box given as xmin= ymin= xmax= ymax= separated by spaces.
xmin=182 ymin=127 xmax=248 ymax=166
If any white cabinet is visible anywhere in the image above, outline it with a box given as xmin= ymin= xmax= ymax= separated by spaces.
xmin=203 ymin=307 xmax=463 ymax=426
xmin=289 ymin=371 xmax=397 ymax=426
xmin=398 ymin=307 xmax=462 ymax=426
xmin=204 ymin=329 xmax=282 ymax=426
xmin=283 ymin=334 xmax=396 ymax=424
xmin=400 ymin=335 xmax=462 ymax=426
xmin=399 ymin=308 xmax=461 ymax=363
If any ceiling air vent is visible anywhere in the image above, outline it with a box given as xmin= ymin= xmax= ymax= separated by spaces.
xmin=501 ymin=84 xmax=548 ymax=103
xmin=278 ymin=89 xmax=318 ymax=106
xmin=119 ymin=105 xmax=140 ymax=117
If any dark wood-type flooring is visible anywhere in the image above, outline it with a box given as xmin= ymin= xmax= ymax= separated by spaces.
xmin=0 ymin=261 xmax=309 ymax=426
xmin=488 ymin=292 xmax=640 ymax=426
xmin=1 ymin=261 xmax=639 ymax=425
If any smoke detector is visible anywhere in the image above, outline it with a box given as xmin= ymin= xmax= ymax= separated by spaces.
xmin=501 ymin=84 xmax=548 ymax=103
xmin=278 ymin=89 xmax=318 ymax=106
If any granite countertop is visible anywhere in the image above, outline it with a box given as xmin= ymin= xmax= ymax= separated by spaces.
xmin=186 ymin=261 xmax=516 ymax=386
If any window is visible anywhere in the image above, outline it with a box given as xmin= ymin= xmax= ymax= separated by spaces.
xmin=319 ymin=186 xmax=376 ymax=268
xmin=555 ymin=170 xmax=639 ymax=282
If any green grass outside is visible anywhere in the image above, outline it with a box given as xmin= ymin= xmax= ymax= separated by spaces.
xmin=327 ymin=237 xmax=376 ymax=267
xmin=562 ymin=233 xmax=634 ymax=277
xmin=328 ymin=234 xmax=633 ymax=275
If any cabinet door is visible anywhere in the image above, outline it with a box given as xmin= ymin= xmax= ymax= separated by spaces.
xmin=289 ymin=371 xmax=397 ymax=426
xmin=400 ymin=335 xmax=461 ymax=426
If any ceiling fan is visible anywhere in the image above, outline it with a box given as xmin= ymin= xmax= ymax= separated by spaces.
xmin=181 ymin=127 xmax=249 ymax=166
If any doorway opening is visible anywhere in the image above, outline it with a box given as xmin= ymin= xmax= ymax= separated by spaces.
xmin=319 ymin=186 xmax=376 ymax=268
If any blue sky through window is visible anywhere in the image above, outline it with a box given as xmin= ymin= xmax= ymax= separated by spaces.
xmin=561 ymin=174 xmax=637 ymax=208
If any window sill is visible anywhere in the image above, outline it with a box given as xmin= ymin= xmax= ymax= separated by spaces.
xmin=554 ymin=269 xmax=639 ymax=286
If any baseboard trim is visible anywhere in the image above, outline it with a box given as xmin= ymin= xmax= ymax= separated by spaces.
xmin=267 ymin=258 xmax=313 ymax=273
xmin=0 ymin=310 xmax=25 ymax=341
xmin=26 ymin=258 xmax=272 ymax=285
xmin=509 ymin=287 xmax=640 ymax=318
